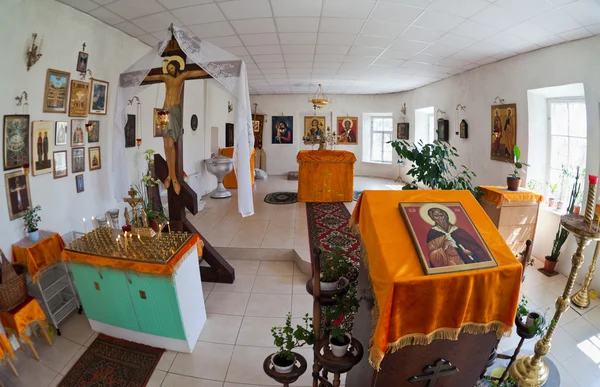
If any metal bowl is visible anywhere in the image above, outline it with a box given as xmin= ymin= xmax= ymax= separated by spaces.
xmin=205 ymin=155 xmax=233 ymax=198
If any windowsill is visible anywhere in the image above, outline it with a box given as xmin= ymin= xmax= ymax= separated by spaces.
xmin=540 ymin=203 xmax=567 ymax=216
xmin=361 ymin=160 xmax=393 ymax=165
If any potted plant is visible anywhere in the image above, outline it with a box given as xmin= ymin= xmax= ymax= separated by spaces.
xmin=556 ymin=165 xmax=571 ymax=210
xmin=23 ymin=205 xmax=42 ymax=242
xmin=324 ymin=285 xmax=361 ymax=357
xmin=133 ymin=149 xmax=167 ymax=230
xmin=270 ymin=312 xmax=313 ymax=373
xmin=546 ymin=183 xmax=558 ymax=207
xmin=389 ymin=139 xmax=481 ymax=198
xmin=320 ymin=248 xmax=352 ymax=291
xmin=507 ymin=145 xmax=529 ymax=191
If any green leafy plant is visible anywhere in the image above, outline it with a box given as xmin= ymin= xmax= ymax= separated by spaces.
xmin=516 ymin=297 xmax=529 ymax=320
xmin=133 ymin=149 xmax=167 ymax=224
xmin=389 ymin=139 xmax=481 ymax=199
xmin=23 ymin=205 xmax=41 ymax=232
xmin=548 ymin=167 xmax=582 ymax=262
xmin=320 ymin=248 xmax=352 ymax=282
xmin=271 ymin=312 xmax=313 ymax=363
xmin=508 ymin=145 xmax=529 ymax=179
xmin=547 ymin=182 xmax=559 ymax=198
xmin=324 ymin=285 xmax=361 ymax=345
xmin=482 ymin=375 xmax=517 ymax=386
xmin=527 ymin=179 xmax=540 ymax=193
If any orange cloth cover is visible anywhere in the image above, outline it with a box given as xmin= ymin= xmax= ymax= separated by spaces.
xmin=12 ymin=232 xmax=65 ymax=283
xmin=297 ymin=150 xmax=356 ymax=202
xmin=0 ymin=333 xmax=14 ymax=359
xmin=220 ymin=147 xmax=256 ymax=189
xmin=351 ymin=190 xmax=522 ymax=370
xmin=62 ymin=235 xmax=203 ymax=275
xmin=0 ymin=296 xmax=48 ymax=346
xmin=479 ymin=186 xmax=543 ymax=208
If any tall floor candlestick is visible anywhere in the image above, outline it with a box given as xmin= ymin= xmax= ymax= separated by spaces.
xmin=572 ymin=241 xmax=600 ymax=308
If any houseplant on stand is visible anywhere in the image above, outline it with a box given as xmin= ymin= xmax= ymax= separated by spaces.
xmin=507 ymin=145 xmax=529 ymax=192
xmin=543 ymin=166 xmax=582 ymax=275
xmin=23 ymin=205 xmax=42 ymax=242
xmin=320 ymin=248 xmax=352 ymax=291
xmin=269 ymin=312 xmax=313 ymax=373
xmin=324 ymin=284 xmax=361 ymax=357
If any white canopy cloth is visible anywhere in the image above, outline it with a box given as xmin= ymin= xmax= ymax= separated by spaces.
xmin=111 ymin=26 xmax=254 ymax=217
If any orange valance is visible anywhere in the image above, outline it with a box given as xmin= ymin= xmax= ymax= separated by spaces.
xmin=220 ymin=147 xmax=256 ymax=189
xmin=12 ymin=231 xmax=65 ymax=283
xmin=297 ymin=150 xmax=356 ymax=202
xmin=479 ymin=186 xmax=543 ymax=208
xmin=296 ymin=149 xmax=356 ymax=164
xmin=62 ymin=234 xmax=203 ymax=276
xmin=351 ymin=190 xmax=521 ymax=370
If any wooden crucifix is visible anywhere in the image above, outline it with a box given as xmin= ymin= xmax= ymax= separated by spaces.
xmin=135 ymin=25 xmax=241 ymax=283
xmin=408 ymin=359 xmax=459 ymax=387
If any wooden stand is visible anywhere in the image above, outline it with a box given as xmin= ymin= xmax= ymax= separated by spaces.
xmin=263 ymin=352 xmax=307 ymax=387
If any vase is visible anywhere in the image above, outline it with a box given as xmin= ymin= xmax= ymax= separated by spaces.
xmin=320 ymin=278 xmax=340 ymax=291
xmin=329 ymin=333 xmax=351 ymax=357
xmin=507 ymin=176 xmax=520 ymax=191
xmin=271 ymin=354 xmax=294 ymax=374
xmin=574 ymin=205 xmax=581 ymax=215
xmin=28 ymin=229 xmax=39 ymax=243
xmin=544 ymin=257 xmax=557 ymax=274
xmin=548 ymin=198 xmax=555 ymax=207
xmin=526 ymin=312 xmax=540 ymax=327
xmin=556 ymin=201 xmax=564 ymax=210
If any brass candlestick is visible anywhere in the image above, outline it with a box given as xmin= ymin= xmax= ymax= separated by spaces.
xmin=572 ymin=241 xmax=600 ymax=308
xmin=510 ymin=177 xmax=600 ymax=386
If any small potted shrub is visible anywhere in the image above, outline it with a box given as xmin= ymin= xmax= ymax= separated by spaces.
xmin=325 ymin=285 xmax=360 ymax=357
xmin=270 ymin=313 xmax=313 ymax=373
xmin=507 ymin=145 xmax=529 ymax=191
xmin=320 ymin=248 xmax=352 ymax=291
xmin=23 ymin=205 xmax=42 ymax=242
xmin=547 ymin=183 xmax=558 ymax=207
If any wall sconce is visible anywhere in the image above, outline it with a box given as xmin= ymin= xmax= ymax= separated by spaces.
xmin=492 ymin=96 xmax=505 ymax=105
xmin=127 ymin=96 xmax=143 ymax=148
xmin=436 ymin=108 xmax=446 ymax=118
xmin=15 ymin=92 xmax=28 ymax=106
xmin=228 ymin=101 xmax=233 ymax=113
xmin=400 ymin=103 xmax=407 ymax=122
xmin=455 ymin=104 xmax=468 ymax=139
xmin=26 ymin=33 xmax=43 ymax=71
xmin=80 ymin=69 xmax=93 ymax=81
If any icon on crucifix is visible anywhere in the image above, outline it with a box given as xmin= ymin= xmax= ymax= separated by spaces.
xmin=143 ymin=55 xmax=206 ymax=195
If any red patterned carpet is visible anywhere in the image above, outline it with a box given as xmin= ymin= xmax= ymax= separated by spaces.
xmin=58 ymin=334 xmax=164 ymax=387
xmin=306 ymin=202 xmax=361 ymax=281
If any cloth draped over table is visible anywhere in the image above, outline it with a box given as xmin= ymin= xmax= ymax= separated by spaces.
xmin=12 ymin=231 xmax=65 ymax=283
xmin=0 ymin=296 xmax=48 ymax=346
xmin=296 ymin=150 xmax=356 ymax=202
xmin=62 ymin=234 xmax=202 ymax=276
xmin=351 ymin=190 xmax=522 ymax=370
xmin=111 ymin=26 xmax=254 ymax=217
xmin=479 ymin=186 xmax=543 ymax=209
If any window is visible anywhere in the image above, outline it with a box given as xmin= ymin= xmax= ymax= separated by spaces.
xmin=369 ymin=116 xmax=393 ymax=163
xmin=548 ymin=99 xmax=586 ymax=202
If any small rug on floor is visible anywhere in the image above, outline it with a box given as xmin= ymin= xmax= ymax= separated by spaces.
xmin=353 ymin=190 xmax=362 ymax=201
xmin=306 ymin=202 xmax=361 ymax=282
xmin=264 ymin=192 xmax=298 ymax=205
xmin=58 ymin=334 xmax=164 ymax=387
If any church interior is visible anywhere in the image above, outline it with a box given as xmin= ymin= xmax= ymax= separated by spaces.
xmin=2 ymin=0 xmax=600 ymax=386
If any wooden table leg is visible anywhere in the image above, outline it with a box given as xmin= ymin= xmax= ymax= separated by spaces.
xmin=31 ymin=326 xmax=38 ymax=340
xmin=39 ymin=323 xmax=52 ymax=347
xmin=5 ymin=358 xmax=18 ymax=377
xmin=15 ymin=336 xmax=26 ymax=354
xmin=26 ymin=339 xmax=40 ymax=361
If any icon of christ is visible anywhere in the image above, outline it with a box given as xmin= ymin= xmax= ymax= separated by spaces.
xmin=143 ymin=55 xmax=206 ymax=195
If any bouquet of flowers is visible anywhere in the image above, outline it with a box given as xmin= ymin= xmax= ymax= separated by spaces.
xmin=23 ymin=205 xmax=41 ymax=232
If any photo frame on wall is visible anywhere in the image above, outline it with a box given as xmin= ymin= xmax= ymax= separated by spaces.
xmin=4 ymin=171 xmax=32 ymax=220
xmin=43 ymin=69 xmax=70 ymax=113
xmin=68 ymin=80 xmax=89 ymax=117
xmin=89 ymin=79 xmax=109 ymax=115
xmin=3 ymin=115 xmax=30 ymax=171
xmin=76 ymin=174 xmax=84 ymax=193
xmin=397 ymin=122 xmax=409 ymax=140
xmin=31 ymin=121 xmax=53 ymax=176
xmin=272 ymin=116 xmax=293 ymax=144
xmin=89 ymin=146 xmax=101 ymax=171
xmin=53 ymin=150 xmax=68 ymax=179
xmin=125 ymin=114 xmax=136 ymax=148
xmin=55 ymin=121 xmax=68 ymax=146
xmin=437 ymin=119 xmax=449 ymax=142
xmin=71 ymin=119 xmax=85 ymax=147
xmin=72 ymin=147 xmax=85 ymax=173
xmin=337 ymin=116 xmax=358 ymax=144
xmin=225 ymin=123 xmax=234 ymax=147
xmin=77 ymin=51 xmax=88 ymax=73
xmin=491 ymin=104 xmax=517 ymax=162
xmin=87 ymin=120 xmax=99 ymax=143
xmin=303 ymin=116 xmax=326 ymax=143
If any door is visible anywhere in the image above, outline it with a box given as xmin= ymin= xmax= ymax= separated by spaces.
xmin=127 ymin=272 xmax=185 ymax=340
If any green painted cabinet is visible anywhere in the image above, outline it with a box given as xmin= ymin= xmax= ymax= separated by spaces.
xmin=127 ymin=272 xmax=185 ymax=340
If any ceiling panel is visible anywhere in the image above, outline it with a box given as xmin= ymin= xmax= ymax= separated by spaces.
xmin=57 ymin=0 xmax=600 ymax=95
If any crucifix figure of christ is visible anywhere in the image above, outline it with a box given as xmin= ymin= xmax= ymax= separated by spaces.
xmin=143 ymin=55 xmax=206 ymax=195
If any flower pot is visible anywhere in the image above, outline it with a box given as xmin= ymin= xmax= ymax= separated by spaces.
xmin=507 ymin=177 xmax=521 ymax=191
xmin=556 ymin=201 xmax=564 ymax=210
xmin=27 ymin=229 xmax=39 ymax=243
xmin=544 ymin=257 xmax=557 ymax=274
xmin=526 ymin=312 xmax=540 ymax=327
xmin=271 ymin=354 xmax=294 ymax=374
xmin=548 ymin=198 xmax=555 ymax=207
xmin=320 ymin=278 xmax=340 ymax=291
xmin=574 ymin=205 xmax=581 ymax=215
xmin=329 ymin=334 xmax=351 ymax=357
xmin=149 ymin=219 xmax=160 ymax=232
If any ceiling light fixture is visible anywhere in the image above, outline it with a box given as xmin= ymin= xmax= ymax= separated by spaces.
xmin=309 ymin=84 xmax=331 ymax=112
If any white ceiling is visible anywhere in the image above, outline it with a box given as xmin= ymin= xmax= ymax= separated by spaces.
xmin=56 ymin=0 xmax=600 ymax=95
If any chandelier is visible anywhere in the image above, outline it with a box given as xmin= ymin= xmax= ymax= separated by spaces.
xmin=309 ymin=84 xmax=331 ymax=110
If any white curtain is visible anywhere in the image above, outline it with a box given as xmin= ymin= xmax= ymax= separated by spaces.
xmin=111 ymin=26 xmax=254 ymax=217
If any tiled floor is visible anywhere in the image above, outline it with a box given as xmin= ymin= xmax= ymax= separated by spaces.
xmin=6 ymin=176 xmax=600 ymax=386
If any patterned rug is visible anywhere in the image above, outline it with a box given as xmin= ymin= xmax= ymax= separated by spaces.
xmin=306 ymin=202 xmax=361 ymax=282
xmin=58 ymin=334 xmax=164 ymax=387
xmin=264 ymin=192 xmax=298 ymax=205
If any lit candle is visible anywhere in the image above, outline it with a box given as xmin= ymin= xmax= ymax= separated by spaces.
xmin=137 ymin=233 xmax=144 ymax=245
xmin=115 ymin=237 xmax=120 ymax=250
xmin=83 ymin=218 xmax=87 ymax=234
xmin=167 ymin=221 xmax=171 ymax=234
xmin=107 ymin=219 xmax=110 ymax=229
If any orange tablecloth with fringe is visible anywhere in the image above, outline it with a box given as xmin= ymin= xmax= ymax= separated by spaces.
xmin=351 ymin=190 xmax=521 ymax=370
xmin=12 ymin=231 xmax=65 ymax=283
xmin=297 ymin=150 xmax=356 ymax=202
xmin=0 ymin=296 xmax=48 ymax=346
xmin=62 ymin=234 xmax=203 ymax=276
xmin=479 ymin=186 xmax=543 ymax=208
xmin=220 ymin=147 xmax=256 ymax=189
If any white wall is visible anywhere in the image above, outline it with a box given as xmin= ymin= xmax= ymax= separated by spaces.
xmin=251 ymin=35 xmax=600 ymax=190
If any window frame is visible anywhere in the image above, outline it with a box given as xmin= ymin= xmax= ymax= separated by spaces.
xmin=546 ymin=97 xmax=587 ymax=202
xmin=369 ymin=116 xmax=393 ymax=164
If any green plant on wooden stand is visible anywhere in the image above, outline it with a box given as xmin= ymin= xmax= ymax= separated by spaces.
xmin=270 ymin=312 xmax=313 ymax=372
xmin=323 ymin=284 xmax=361 ymax=357
xmin=388 ymin=139 xmax=481 ymax=199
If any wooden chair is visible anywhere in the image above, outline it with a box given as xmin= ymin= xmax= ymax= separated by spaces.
xmin=518 ymin=240 xmax=534 ymax=282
